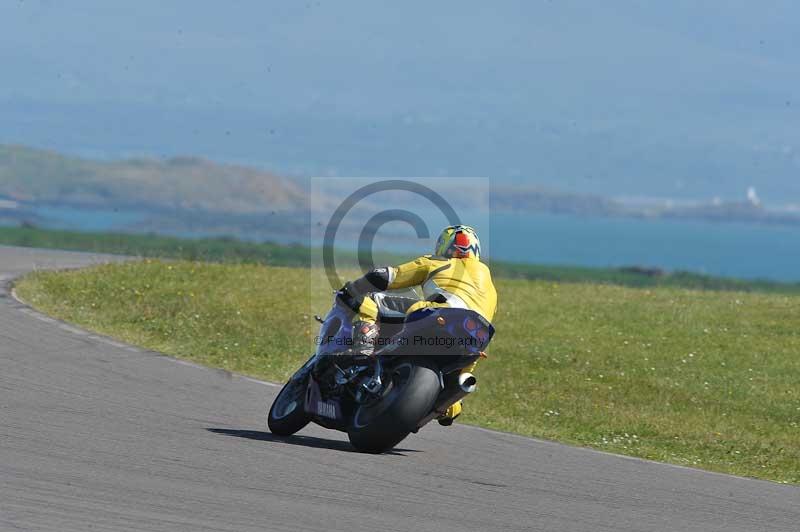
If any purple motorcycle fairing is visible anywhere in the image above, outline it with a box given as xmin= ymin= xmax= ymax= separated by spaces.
xmin=389 ymin=306 xmax=495 ymax=357
xmin=304 ymin=378 xmax=343 ymax=422
xmin=297 ymin=296 xmax=357 ymax=429
xmin=313 ymin=296 xmax=356 ymax=357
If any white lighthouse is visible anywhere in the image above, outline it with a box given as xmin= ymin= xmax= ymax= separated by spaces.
xmin=746 ymin=186 xmax=761 ymax=207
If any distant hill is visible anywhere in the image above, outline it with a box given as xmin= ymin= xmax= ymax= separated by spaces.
xmin=3 ymin=144 xmax=799 ymax=234
xmin=0 ymin=144 xmax=306 ymax=214
xmin=491 ymin=186 xmax=625 ymax=217
xmin=3 ymin=144 xmax=625 ymax=219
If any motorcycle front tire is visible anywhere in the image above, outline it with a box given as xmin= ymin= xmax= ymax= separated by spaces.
xmin=268 ymin=378 xmax=310 ymax=436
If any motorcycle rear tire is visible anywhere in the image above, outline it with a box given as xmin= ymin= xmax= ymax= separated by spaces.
xmin=348 ymin=358 xmax=440 ymax=454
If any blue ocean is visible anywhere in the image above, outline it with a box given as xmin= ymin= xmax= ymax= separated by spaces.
xmin=490 ymin=212 xmax=799 ymax=282
xmin=23 ymin=204 xmax=800 ymax=283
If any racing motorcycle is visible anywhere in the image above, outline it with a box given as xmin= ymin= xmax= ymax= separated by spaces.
xmin=267 ymin=290 xmax=495 ymax=453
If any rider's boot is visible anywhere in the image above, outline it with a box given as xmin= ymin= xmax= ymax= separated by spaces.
xmin=312 ymin=320 xmax=378 ymax=382
xmin=352 ymin=319 xmax=379 ymax=358
xmin=437 ymin=400 xmax=462 ymax=426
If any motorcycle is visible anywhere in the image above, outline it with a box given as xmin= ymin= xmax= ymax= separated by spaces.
xmin=267 ymin=290 xmax=495 ymax=453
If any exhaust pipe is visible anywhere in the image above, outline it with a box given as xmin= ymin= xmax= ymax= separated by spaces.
xmin=416 ymin=372 xmax=477 ymax=429
xmin=458 ymin=372 xmax=477 ymax=394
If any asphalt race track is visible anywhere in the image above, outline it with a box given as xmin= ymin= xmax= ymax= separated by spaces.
xmin=1 ymin=245 xmax=797 ymax=531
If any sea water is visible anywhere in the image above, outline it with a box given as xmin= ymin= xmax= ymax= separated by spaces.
xmin=19 ymin=204 xmax=800 ymax=282
xmin=489 ymin=211 xmax=800 ymax=282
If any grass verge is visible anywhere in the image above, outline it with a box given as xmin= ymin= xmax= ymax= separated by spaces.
xmin=15 ymin=260 xmax=800 ymax=483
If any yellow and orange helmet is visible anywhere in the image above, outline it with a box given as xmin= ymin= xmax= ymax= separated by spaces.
xmin=435 ymin=225 xmax=481 ymax=260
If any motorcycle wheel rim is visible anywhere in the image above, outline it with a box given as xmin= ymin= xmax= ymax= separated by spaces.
xmin=273 ymin=382 xmax=302 ymax=419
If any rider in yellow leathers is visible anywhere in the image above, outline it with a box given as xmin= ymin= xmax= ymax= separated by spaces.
xmin=336 ymin=225 xmax=497 ymax=426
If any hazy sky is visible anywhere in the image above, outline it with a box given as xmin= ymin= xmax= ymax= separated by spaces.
xmin=2 ymin=1 xmax=799 ymax=200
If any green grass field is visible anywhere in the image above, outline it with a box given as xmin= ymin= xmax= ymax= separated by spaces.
xmin=15 ymin=260 xmax=800 ymax=484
